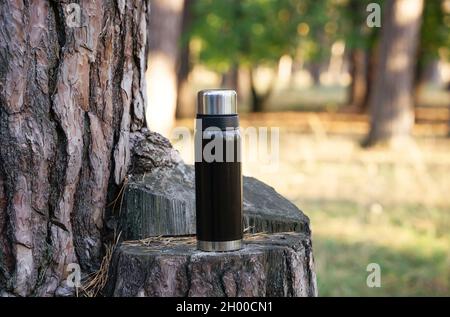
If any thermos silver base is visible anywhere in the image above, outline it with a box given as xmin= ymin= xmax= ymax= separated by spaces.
xmin=197 ymin=239 xmax=243 ymax=252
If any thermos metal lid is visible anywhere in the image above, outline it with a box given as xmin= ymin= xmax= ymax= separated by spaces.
xmin=197 ymin=89 xmax=237 ymax=115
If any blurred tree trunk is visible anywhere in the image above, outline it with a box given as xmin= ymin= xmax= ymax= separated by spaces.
xmin=308 ymin=63 xmax=322 ymax=86
xmin=249 ymin=68 xmax=274 ymax=113
xmin=413 ymin=56 xmax=425 ymax=108
xmin=221 ymin=65 xmax=239 ymax=91
xmin=448 ymin=82 xmax=450 ymax=137
xmin=348 ymin=49 xmax=369 ymax=112
xmin=146 ymin=0 xmax=184 ymax=136
xmin=363 ymin=46 xmax=378 ymax=112
xmin=364 ymin=0 xmax=424 ymax=147
xmin=349 ymin=47 xmax=378 ymax=114
xmin=176 ymin=0 xmax=195 ymax=119
xmin=0 ymin=0 xmax=149 ymax=296
xmin=413 ymin=13 xmax=426 ymax=109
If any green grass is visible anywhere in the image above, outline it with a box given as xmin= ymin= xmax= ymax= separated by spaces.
xmin=244 ymin=133 xmax=450 ymax=296
xmin=301 ymin=200 xmax=450 ymax=296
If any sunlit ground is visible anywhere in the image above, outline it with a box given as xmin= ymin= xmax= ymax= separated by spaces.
xmin=172 ymin=85 xmax=450 ymax=296
xmin=251 ymin=133 xmax=450 ymax=296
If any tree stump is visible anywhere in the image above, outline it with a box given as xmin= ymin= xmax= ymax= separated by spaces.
xmin=105 ymin=232 xmax=317 ymax=297
xmin=119 ymin=164 xmax=310 ymax=239
xmin=110 ymin=137 xmax=318 ymax=298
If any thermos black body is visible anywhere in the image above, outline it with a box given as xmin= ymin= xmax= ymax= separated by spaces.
xmin=195 ymin=89 xmax=243 ymax=252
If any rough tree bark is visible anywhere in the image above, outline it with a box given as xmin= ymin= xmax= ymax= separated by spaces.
xmin=364 ymin=0 xmax=425 ymax=146
xmin=0 ymin=0 xmax=150 ymax=296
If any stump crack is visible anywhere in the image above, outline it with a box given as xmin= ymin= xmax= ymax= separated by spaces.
xmin=105 ymin=233 xmax=317 ymax=297
xmin=283 ymin=249 xmax=295 ymax=297
xmin=184 ymin=254 xmax=192 ymax=297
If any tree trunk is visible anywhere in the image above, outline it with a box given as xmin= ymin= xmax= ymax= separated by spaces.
xmin=145 ymin=0 xmax=184 ymax=136
xmin=413 ymin=13 xmax=426 ymax=110
xmin=363 ymin=46 xmax=378 ymax=113
xmin=448 ymin=82 xmax=450 ymax=137
xmin=249 ymin=68 xmax=274 ymax=113
xmin=348 ymin=49 xmax=369 ymax=112
xmin=0 ymin=0 xmax=149 ymax=296
xmin=250 ymin=84 xmax=264 ymax=113
xmin=364 ymin=0 xmax=424 ymax=147
xmin=176 ymin=0 xmax=195 ymax=119
xmin=308 ymin=63 xmax=322 ymax=86
xmin=221 ymin=65 xmax=239 ymax=91
xmin=413 ymin=58 xmax=425 ymax=109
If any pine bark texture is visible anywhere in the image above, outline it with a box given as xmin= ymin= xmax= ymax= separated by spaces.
xmin=365 ymin=0 xmax=424 ymax=146
xmin=105 ymin=233 xmax=318 ymax=297
xmin=0 ymin=0 xmax=149 ymax=296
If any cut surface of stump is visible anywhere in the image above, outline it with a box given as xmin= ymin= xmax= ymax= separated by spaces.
xmin=120 ymin=164 xmax=309 ymax=239
xmin=105 ymin=232 xmax=317 ymax=297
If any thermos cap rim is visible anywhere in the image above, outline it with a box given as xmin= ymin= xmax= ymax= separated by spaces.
xmin=197 ymin=89 xmax=237 ymax=115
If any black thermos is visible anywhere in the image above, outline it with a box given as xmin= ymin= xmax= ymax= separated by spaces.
xmin=195 ymin=89 xmax=243 ymax=252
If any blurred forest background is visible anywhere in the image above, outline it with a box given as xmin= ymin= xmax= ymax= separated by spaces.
xmin=145 ymin=0 xmax=450 ymax=296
